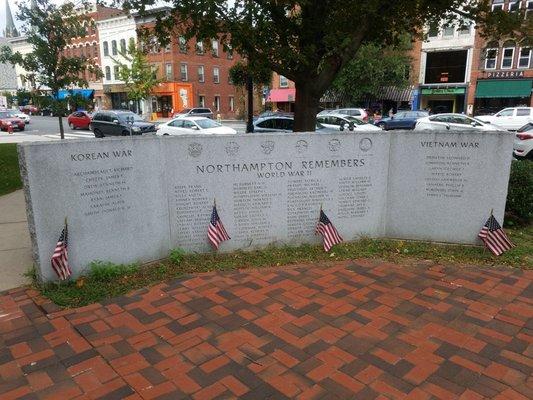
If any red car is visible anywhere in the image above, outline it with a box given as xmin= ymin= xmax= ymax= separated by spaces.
xmin=67 ymin=111 xmax=92 ymax=129
xmin=0 ymin=111 xmax=25 ymax=131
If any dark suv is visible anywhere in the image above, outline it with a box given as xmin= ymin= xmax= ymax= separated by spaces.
xmin=89 ymin=110 xmax=157 ymax=138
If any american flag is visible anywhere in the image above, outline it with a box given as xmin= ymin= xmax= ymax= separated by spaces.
xmin=51 ymin=223 xmax=71 ymax=280
xmin=208 ymin=204 xmax=230 ymax=249
xmin=316 ymin=209 xmax=343 ymax=252
xmin=478 ymin=214 xmax=514 ymax=256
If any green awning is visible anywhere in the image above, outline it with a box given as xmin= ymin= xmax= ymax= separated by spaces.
xmin=475 ymin=79 xmax=532 ymax=98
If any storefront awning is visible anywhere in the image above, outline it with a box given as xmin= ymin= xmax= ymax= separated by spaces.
xmin=57 ymin=89 xmax=94 ymax=100
xmin=267 ymin=88 xmax=296 ymax=103
xmin=475 ymin=80 xmax=532 ymax=98
xmin=380 ymin=86 xmax=415 ymax=102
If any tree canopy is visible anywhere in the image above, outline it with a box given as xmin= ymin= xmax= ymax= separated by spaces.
xmin=0 ymin=0 xmax=101 ymax=138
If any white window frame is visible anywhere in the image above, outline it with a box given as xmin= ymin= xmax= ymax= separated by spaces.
xmin=103 ymin=41 xmax=109 ymax=57
xmin=198 ymin=65 xmax=205 ymax=82
xmin=509 ymin=0 xmax=521 ymax=12
xmin=527 ymin=0 xmax=533 ymax=16
xmin=442 ymin=25 xmax=454 ymax=37
xmin=518 ymin=47 xmax=531 ymax=68
xmin=485 ymin=48 xmax=498 ymax=69
xmin=196 ymin=41 xmax=204 ymax=54
xmin=491 ymin=0 xmax=504 ymax=11
xmin=105 ymin=66 xmax=111 ymax=81
xmin=211 ymin=40 xmax=219 ymax=57
xmin=279 ymin=75 xmax=288 ymax=88
xmin=111 ymin=40 xmax=117 ymax=56
xmin=180 ymin=63 xmax=188 ymax=81
xmin=501 ymin=46 xmax=515 ymax=69
xmin=165 ymin=63 xmax=172 ymax=79
xmin=179 ymin=36 xmax=187 ymax=53
xmin=229 ymin=96 xmax=234 ymax=112
xmin=213 ymin=67 xmax=220 ymax=84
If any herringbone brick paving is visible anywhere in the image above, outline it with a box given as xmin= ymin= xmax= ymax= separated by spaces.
xmin=0 ymin=259 xmax=532 ymax=399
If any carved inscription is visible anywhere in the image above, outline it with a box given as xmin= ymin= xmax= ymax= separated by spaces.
xmin=424 ymin=155 xmax=470 ymax=199
xmin=75 ymin=167 xmax=133 ymax=217
xmin=173 ymin=185 xmax=211 ymax=245
xmin=338 ymin=176 xmax=372 ymax=218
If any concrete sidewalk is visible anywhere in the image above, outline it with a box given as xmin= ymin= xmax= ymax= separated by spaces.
xmin=0 ymin=190 xmax=31 ymax=291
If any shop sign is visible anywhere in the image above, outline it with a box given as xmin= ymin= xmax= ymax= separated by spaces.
xmin=484 ymin=70 xmax=525 ymax=79
xmin=420 ymin=87 xmax=466 ymax=95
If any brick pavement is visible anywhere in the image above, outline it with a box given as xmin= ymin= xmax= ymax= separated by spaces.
xmin=0 ymin=259 xmax=532 ymax=399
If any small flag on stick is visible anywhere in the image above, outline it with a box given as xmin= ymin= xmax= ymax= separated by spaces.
xmin=208 ymin=201 xmax=230 ymax=249
xmin=51 ymin=220 xmax=71 ymax=280
xmin=478 ymin=213 xmax=514 ymax=256
xmin=315 ymin=208 xmax=343 ymax=252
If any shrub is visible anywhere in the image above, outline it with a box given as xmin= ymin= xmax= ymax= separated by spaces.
xmin=505 ymin=160 xmax=533 ymax=226
xmin=169 ymin=248 xmax=185 ymax=265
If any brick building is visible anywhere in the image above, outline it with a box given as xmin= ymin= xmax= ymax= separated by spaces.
xmin=97 ymin=7 xmax=241 ymax=118
xmin=267 ymin=72 xmax=296 ymax=112
xmin=466 ymin=0 xmax=533 ymax=115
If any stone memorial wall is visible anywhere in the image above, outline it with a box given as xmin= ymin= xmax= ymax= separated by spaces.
xmin=18 ymin=130 xmax=513 ymax=282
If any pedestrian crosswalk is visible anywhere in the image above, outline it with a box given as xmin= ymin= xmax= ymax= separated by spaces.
xmin=42 ymin=131 xmax=96 ymax=140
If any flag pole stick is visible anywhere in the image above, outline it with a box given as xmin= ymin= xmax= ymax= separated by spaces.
xmin=490 ymin=208 xmax=493 ymax=216
xmin=213 ymin=198 xmax=216 ymax=208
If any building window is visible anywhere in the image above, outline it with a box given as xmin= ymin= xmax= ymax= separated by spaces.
xmin=93 ymin=44 xmax=98 ymax=58
xmin=105 ymin=66 xmax=111 ymax=80
xmin=518 ymin=47 xmax=531 ymax=68
xmin=491 ymin=0 xmax=504 ymax=11
xmin=509 ymin=0 xmax=520 ymax=12
xmin=213 ymin=67 xmax=220 ymax=83
xmin=199 ymin=95 xmax=205 ymax=107
xmin=226 ymin=43 xmax=233 ymax=59
xmin=428 ymin=24 xmax=438 ymax=38
xmin=113 ymin=65 xmax=120 ymax=80
xmin=179 ymin=36 xmax=187 ymax=53
xmin=196 ymin=41 xmax=204 ymax=54
xmin=485 ymin=48 xmax=498 ymax=69
xmin=527 ymin=0 xmax=533 ymax=16
xmin=198 ymin=65 xmax=205 ymax=82
xmin=279 ymin=75 xmax=288 ymax=88
xmin=129 ymin=38 xmax=135 ymax=50
xmin=180 ymin=63 xmax=188 ymax=81
xmin=150 ymin=65 xmax=158 ymax=79
xmin=120 ymin=39 xmax=126 ymax=54
xmin=211 ymin=40 xmax=219 ymax=57
xmin=214 ymin=96 xmax=220 ymax=112
xmin=443 ymin=25 xmax=454 ymax=37
xmin=164 ymin=42 xmax=171 ymax=52
xmin=229 ymin=96 xmax=234 ymax=112
xmin=165 ymin=63 xmax=172 ymax=80
xmin=501 ymin=44 xmax=515 ymax=69
xmin=103 ymin=41 xmax=109 ymax=56
xmin=458 ymin=23 xmax=471 ymax=35
xmin=111 ymin=40 xmax=117 ymax=56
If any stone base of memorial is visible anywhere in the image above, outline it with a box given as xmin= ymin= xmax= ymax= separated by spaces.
xmin=18 ymin=130 xmax=513 ymax=282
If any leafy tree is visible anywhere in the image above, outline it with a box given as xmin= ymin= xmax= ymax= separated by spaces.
xmin=330 ymin=39 xmax=412 ymax=107
xmin=113 ymin=41 xmax=162 ymax=116
xmin=0 ymin=0 xmax=101 ymax=139
xmin=122 ymin=0 xmax=526 ymax=131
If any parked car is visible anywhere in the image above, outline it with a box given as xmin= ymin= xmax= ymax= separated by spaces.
xmin=317 ymin=113 xmax=381 ymax=131
xmin=318 ymin=108 xmax=368 ymax=122
xmin=157 ymin=117 xmax=236 ymax=135
xmin=513 ymin=122 xmax=533 ymax=160
xmin=172 ymin=108 xmax=214 ymax=119
xmin=67 ymin=111 xmax=92 ymax=129
xmin=253 ymin=115 xmax=295 ymax=132
xmin=476 ymin=107 xmax=533 ymax=131
xmin=89 ymin=110 xmax=156 ymax=138
xmin=19 ymin=105 xmax=38 ymax=115
xmin=0 ymin=110 xmax=25 ymax=131
xmin=253 ymin=110 xmax=293 ymax=121
xmin=414 ymin=114 xmax=502 ymax=132
xmin=375 ymin=110 xmax=429 ymax=130
xmin=12 ymin=111 xmax=30 ymax=124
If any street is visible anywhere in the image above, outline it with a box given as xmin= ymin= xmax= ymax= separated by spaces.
xmin=0 ymin=116 xmax=247 ymax=143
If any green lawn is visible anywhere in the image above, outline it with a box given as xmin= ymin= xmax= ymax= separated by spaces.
xmin=0 ymin=144 xmax=22 ymax=196
xmin=35 ymin=224 xmax=532 ymax=308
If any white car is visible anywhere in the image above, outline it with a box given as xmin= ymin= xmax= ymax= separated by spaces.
xmin=476 ymin=107 xmax=533 ymax=131
xmin=513 ymin=123 xmax=533 ymax=159
xmin=316 ymin=113 xmax=381 ymax=131
xmin=157 ymin=117 xmax=236 ymax=135
xmin=318 ymin=108 xmax=368 ymax=121
xmin=415 ymin=114 xmax=502 ymax=132
xmin=12 ymin=111 xmax=30 ymax=124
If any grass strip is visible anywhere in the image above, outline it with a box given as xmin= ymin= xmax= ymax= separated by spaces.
xmin=30 ymin=225 xmax=532 ymax=308
xmin=0 ymin=144 xmax=22 ymax=196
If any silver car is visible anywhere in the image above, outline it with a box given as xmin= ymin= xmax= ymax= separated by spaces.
xmin=173 ymin=107 xmax=214 ymax=119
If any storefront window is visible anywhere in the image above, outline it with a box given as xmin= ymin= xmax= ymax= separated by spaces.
xmin=518 ymin=48 xmax=531 ymax=68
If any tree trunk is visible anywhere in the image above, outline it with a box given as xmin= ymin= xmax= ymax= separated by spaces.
xmin=293 ymin=81 xmax=321 ymax=132
xmin=58 ymin=115 xmax=65 ymax=140
xmin=246 ymin=74 xmax=254 ymax=133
